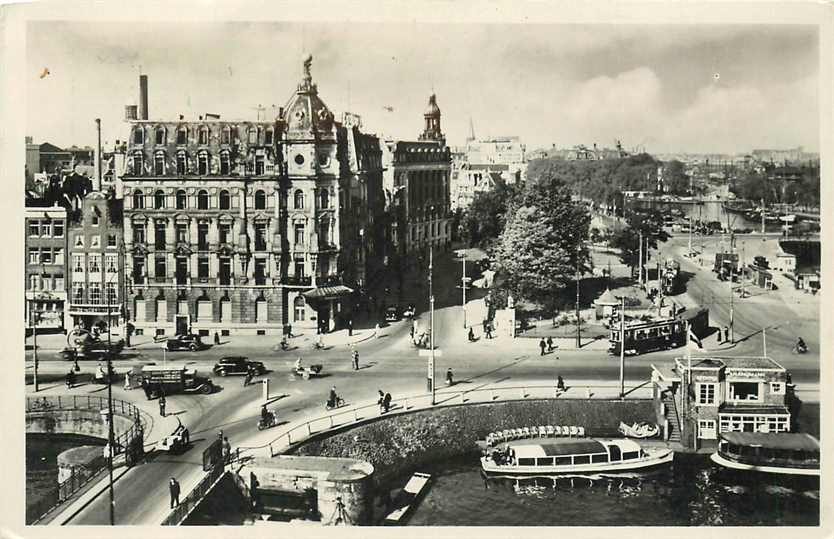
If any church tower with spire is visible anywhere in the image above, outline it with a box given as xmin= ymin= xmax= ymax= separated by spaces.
xmin=419 ymin=94 xmax=445 ymax=147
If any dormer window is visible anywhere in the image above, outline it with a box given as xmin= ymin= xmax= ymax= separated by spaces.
xmin=176 ymin=127 xmax=187 ymax=145
xmin=198 ymin=127 xmax=209 ymax=145
xmin=155 ymin=127 xmax=166 ymax=145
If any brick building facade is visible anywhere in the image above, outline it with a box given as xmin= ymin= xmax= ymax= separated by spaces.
xmin=25 ymin=204 xmax=68 ymax=331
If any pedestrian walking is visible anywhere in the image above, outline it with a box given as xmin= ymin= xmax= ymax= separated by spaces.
xmin=482 ymin=319 xmax=488 ymax=334
xmin=468 ymin=327 xmax=475 ymax=342
xmin=546 ymin=336 xmax=554 ymax=352
xmin=66 ymin=369 xmax=75 ymax=390
xmin=446 ymin=368 xmax=454 ymax=386
xmin=169 ymin=477 xmax=180 ymax=508
xmin=244 ymin=365 xmax=254 ymax=386
xmin=556 ymin=375 xmax=566 ymax=392
xmin=377 ymin=390 xmax=385 ymax=412
xmin=352 ymin=349 xmax=360 ymax=371
xmin=382 ymin=392 xmax=392 ymax=413
xmin=485 ymin=322 xmax=493 ymax=339
xmin=214 ymin=331 xmax=220 ymax=345
xmin=73 ymin=357 xmax=80 ymax=372
xmin=539 ymin=338 xmax=547 ymax=356
xmin=348 ymin=319 xmax=353 ymax=337
xmin=723 ymin=326 xmax=730 ymax=343
xmin=410 ymin=325 xmax=415 ymax=340
xmin=159 ymin=393 xmax=166 ymax=417
xmin=374 ymin=323 xmax=381 ymax=338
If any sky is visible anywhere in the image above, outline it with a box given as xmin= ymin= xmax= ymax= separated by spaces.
xmin=26 ymin=21 xmax=819 ymax=155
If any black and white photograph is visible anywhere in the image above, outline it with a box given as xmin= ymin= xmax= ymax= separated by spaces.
xmin=4 ymin=1 xmax=832 ymax=535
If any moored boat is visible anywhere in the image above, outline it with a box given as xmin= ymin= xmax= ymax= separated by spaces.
xmin=383 ymin=472 xmax=432 ymax=525
xmin=709 ymin=432 xmax=819 ymax=478
xmin=481 ymin=437 xmax=673 ymax=476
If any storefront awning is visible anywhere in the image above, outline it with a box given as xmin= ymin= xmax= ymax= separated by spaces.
xmin=302 ymin=285 xmax=355 ymax=301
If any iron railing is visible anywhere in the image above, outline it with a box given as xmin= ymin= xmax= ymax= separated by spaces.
xmin=26 ymin=395 xmax=145 ymax=523
xmin=234 ymin=382 xmax=648 ymax=458
xmin=161 ymin=463 xmax=226 ymax=526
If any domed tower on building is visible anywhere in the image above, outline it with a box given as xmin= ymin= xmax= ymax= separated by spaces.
xmin=419 ymin=94 xmax=445 ymax=147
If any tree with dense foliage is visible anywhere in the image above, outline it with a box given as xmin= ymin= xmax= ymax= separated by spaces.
xmin=460 ymin=179 xmax=519 ymax=249
xmin=662 ymin=160 xmax=689 ymax=195
xmin=492 ymin=174 xmax=591 ymax=311
xmin=610 ymin=208 xmax=669 ymax=277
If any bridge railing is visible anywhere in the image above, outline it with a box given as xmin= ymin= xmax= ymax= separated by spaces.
xmin=161 ymin=462 xmax=226 ymax=526
xmin=26 ymin=395 xmax=145 ymax=524
xmin=238 ymin=382 xmax=624 ymax=458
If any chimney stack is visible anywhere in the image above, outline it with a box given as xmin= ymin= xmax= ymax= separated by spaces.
xmin=139 ymin=75 xmax=149 ymax=120
xmin=94 ymin=118 xmax=102 ymax=192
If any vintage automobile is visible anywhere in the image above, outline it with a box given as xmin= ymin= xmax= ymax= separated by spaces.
xmin=156 ymin=421 xmax=190 ymax=454
xmin=212 ymin=356 xmax=266 ymax=377
xmin=166 ymin=334 xmax=206 ymax=352
xmin=385 ymin=306 xmax=401 ymax=322
xmin=78 ymin=338 xmax=124 ymax=360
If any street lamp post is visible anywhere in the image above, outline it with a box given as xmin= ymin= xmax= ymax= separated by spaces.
xmin=461 ymin=253 xmax=467 ymax=329
xmin=31 ymin=308 xmax=40 ymax=393
xmin=575 ymin=261 xmax=581 ymax=349
xmin=106 ymin=303 xmax=115 ymax=525
xmin=428 ymin=247 xmax=435 ymax=404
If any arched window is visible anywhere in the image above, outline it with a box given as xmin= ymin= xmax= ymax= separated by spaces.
xmin=319 ymin=189 xmax=329 ymax=209
xmin=198 ymin=151 xmax=210 ymax=175
xmin=155 ymin=127 xmax=166 ymax=145
xmin=293 ymin=295 xmax=306 ymax=322
xmin=221 ymin=126 xmax=231 ymax=145
xmin=219 ymin=190 xmax=231 ymax=210
xmin=132 ymin=151 xmax=144 ymax=176
xmin=265 ymin=128 xmax=274 ymax=145
xmin=154 ymin=152 xmax=165 ymax=175
xmin=294 ymin=190 xmax=304 ymax=210
xmin=197 ymin=190 xmax=209 ymax=210
xmin=133 ymin=127 xmax=144 ymax=144
xmin=176 ymin=189 xmax=187 ymax=210
xmin=254 ymin=190 xmax=266 ymax=210
xmin=132 ymin=190 xmax=144 ymax=209
xmin=154 ymin=190 xmax=166 ymax=209
xmin=220 ymin=150 xmax=231 ymax=175
xmin=248 ymin=127 xmax=257 ymax=144
xmin=176 ymin=127 xmax=187 ymax=145
xmin=176 ymin=151 xmax=187 ymax=175
xmin=198 ymin=127 xmax=209 ymax=145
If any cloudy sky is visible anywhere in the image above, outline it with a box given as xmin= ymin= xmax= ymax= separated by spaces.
xmin=26 ymin=21 xmax=819 ymax=154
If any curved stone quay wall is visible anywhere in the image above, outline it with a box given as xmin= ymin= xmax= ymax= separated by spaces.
xmin=292 ymin=398 xmax=655 ymax=485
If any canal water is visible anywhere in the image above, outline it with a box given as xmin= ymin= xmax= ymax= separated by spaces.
xmin=407 ymin=403 xmax=820 ymax=526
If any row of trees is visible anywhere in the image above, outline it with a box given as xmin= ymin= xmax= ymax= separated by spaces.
xmin=731 ymin=167 xmax=820 ymax=208
xmin=460 ymin=155 xmax=673 ymax=314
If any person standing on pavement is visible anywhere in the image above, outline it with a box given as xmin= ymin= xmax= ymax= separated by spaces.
xmin=159 ymin=393 xmax=166 ymax=417
xmin=222 ymin=436 xmax=231 ymax=464
xmin=348 ymin=319 xmax=353 ymax=337
xmin=382 ymin=392 xmax=392 ymax=413
xmin=352 ymin=349 xmax=360 ymax=371
xmin=446 ymin=368 xmax=454 ymax=386
xmin=546 ymin=336 xmax=554 ymax=352
xmin=468 ymin=327 xmax=476 ymax=342
xmin=214 ymin=331 xmax=220 ymax=345
xmin=539 ymin=338 xmax=547 ymax=356
xmin=486 ymin=322 xmax=493 ymax=339
xmin=169 ymin=477 xmax=180 ymax=508
xmin=377 ymin=390 xmax=385 ymax=412
xmin=723 ymin=326 xmax=730 ymax=343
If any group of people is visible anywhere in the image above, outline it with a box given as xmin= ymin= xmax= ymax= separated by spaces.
xmin=539 ymin=337 xmax=557 ymax=356
xmin=716 ymin=325 xmax=731 ymax=344
xmin=468 ymin=320 xmax=495 ymax=342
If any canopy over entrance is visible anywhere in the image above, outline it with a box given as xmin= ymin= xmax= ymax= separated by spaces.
xmin=302 ymin=285 xmax=354 ymax=301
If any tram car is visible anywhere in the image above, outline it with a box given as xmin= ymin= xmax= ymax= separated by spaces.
xmin=608 ymin=308 xmax=708 ymax=356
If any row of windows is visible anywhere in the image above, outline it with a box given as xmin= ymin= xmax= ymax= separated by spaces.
xmin=72 ymin=234 xmax=119 ymax=249
xmin=29 ymin=247 xmax=64 ymax=266
xmin=71 ymin=253 xmax=120 ymax=273
xmin=132 ymin=150 xmax=242 ymax=176
xmin=71 ymin=282 xmax=118 ymax=304
xmin=410 ymin=222 xmax=452 ymax=242
xmin=696 ymin=382 xmax=783 ymax=406
xmin=28 ymin=274 xmax=64 ymax=292
xmin=28 ymin=219 xmax=64 ymax=238
xmin=134 ymin=295 xmax=301 ymax=324
xmin=134 ymin=125 xmax=274 ymax=146
xmin=132 ymin=188 xmax=329 ymax=211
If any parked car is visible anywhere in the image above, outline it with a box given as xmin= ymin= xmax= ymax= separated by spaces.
xmin=79 ymin=338 xmax=124 ymax=360
xmin=166 ymin=334 xmax=205 ymax=351
xmin=212 ymin=356 xmax=266 ymax=377
xmin=402 ymin=304 xmax=416 ymax=318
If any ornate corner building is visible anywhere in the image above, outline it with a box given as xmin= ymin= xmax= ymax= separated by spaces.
xmin=118 ymin=59 xmax=384 ymax=337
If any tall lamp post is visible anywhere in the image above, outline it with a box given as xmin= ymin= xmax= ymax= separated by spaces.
xmin=460 ymin=252 xmax=467 ymax=328
xmin=106 ymin=302 xmax=115 ymax=525
xmin=428 ymin=246 xmax=436 ymax=404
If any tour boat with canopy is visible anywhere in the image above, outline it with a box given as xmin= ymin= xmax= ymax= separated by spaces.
xmin=481 ymin=437 xmax=673 ymax=476
xmin=710 ymin=432 xmax=819 ymax=478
